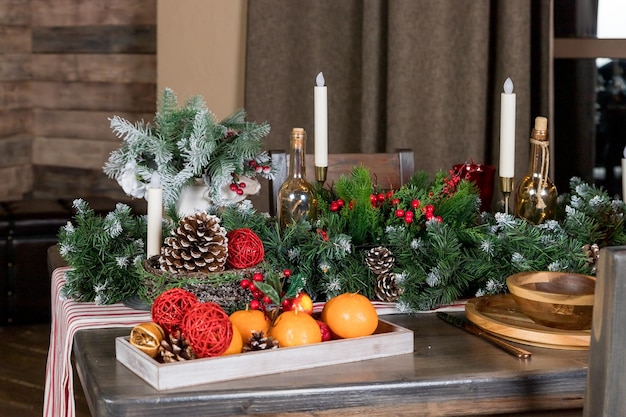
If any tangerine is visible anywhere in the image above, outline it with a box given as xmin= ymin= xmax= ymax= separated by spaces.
xmin=320 ymin=295 xmax=337 ymax=323
xmin=229 ymin=309 xmax=270 ymax=341
xmin=222 ymin=322 xmax=243 ymax=355
xmin=270 ymin=310 xmax=322 ymax=347
xmin=321 ymin=293 xmax=378 ymax=338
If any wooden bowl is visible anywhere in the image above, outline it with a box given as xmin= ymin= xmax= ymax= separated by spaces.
xmin=506 ymin=271 xmax=595 ymax=330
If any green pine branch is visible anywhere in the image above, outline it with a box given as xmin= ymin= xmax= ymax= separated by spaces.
xmin=58 ymin=200 xmax=147 ymax=304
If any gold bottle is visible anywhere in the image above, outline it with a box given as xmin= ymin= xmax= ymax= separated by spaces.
xmin=277 ymin=128 xmax=317 ymax=228
xmin=514 ymin=116 xmax=558 ymax=224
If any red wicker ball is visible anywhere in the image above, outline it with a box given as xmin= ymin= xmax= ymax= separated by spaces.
xmin=151 ymin=288 xmax=198 ymax=335
xmin=226 ymin=228 xmax=265 ymax=269
xmin=181 ymin=302 xmax=232 ymax=358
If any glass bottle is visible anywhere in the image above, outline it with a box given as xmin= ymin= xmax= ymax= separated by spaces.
xmin=277 ymin=128 xmax=317 ymax=228
xmin=514 ymin=116 xmax=558 ymax=224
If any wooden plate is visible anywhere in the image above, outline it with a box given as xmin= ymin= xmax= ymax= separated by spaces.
xmin=465 ymin=294 xmax=590 ymax=350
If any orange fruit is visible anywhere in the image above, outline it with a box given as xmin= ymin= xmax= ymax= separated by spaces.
xmin=320 ymin=295 xmax=337 ymax=323
xmin=321 ymin=293 xmax=378 ymax=338
xmin=229 ymin=309 xmax=270 ymax=341
xmin=222 ymin=322 xmax=243 ymax=355
xmin=269 ymin=310 xmax=322 ymax=347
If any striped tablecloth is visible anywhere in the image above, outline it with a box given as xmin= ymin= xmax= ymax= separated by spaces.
xmin=44 ymin=267 xmax=151 ymax=417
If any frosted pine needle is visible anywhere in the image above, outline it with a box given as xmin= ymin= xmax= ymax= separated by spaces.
xmin=104 ymin=213 xmax=123 ymax=238
xmin=318 ymin=261 xmax=331 ymax=274
xmin=116 ymin=256 xmax=130 ymax=268
xmin=480 ymin=239 xmax=494 ymax=256
xmin=63 ymin=221 xmax=75 ymax=234
xmin=425 ymin=268 xmax=441 ymax=287
xmin=287 ymin=248 xmax=300 ymax=262
xmin=58 ymin=243 xmax=74 ymax=257
xmin=333 ymin=235 xmax=352 ymax=255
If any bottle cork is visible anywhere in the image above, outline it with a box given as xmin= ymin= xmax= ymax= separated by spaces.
xmin=534 ymin=116 xmax=548 ymax=131
xmin=532 ymin=117 xmax=548 ymax=141
xmin=291 ymin=127 xmax=306 ymax=148
xmin=291 ymin=127 xmax=305 ymax=139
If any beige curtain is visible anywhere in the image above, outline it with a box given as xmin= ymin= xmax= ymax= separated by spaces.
xmin=245 ymin=0 xmax=551 ymax=208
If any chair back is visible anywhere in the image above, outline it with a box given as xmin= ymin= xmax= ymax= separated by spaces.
xmin=268 ymin=149 xmax=414 ymax=216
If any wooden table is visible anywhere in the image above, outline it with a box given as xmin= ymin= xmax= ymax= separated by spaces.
xmin=73 ymin=314 xmax=587 ymax=417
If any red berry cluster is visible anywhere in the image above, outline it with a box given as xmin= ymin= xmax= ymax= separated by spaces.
xmin=229 ymin=181 xmax=247 ymax=195
xmin=329 ymin=198 xmax=345 ymax=212
xmin=393 ymin=199 xmax=422 ymax=224
xmin=443 ymin=167 xmax=463 ymax=195
xmin=239 ymin=269 xmax=291 ymax=310
xmin=316 ymin=228 xmax=329 ymax=241
xmin=369 ymin=191 xmax=394 ymax=208
xmin=422 ymin=204 xmax=442 ymax=223
xmin=327 ymin=188 xmax=444 ymax=225
xmin=240 ymin=272 xmax=271 ymax=310
xmin=280 ymin=295 xmax=294 ymax=311
xmin=248 ymin=160 xmax=271 ymax=174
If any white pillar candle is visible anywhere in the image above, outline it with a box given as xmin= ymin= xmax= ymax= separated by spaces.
xmin=146 ymin=173 xmax=162 ymax=258
xmin=622 ymin=147 xmax=626 ymax=203
xmin=314 ymin=71 xmax=328 ymax=167
xmin=499 ymin=77 xmax=516 ymax=178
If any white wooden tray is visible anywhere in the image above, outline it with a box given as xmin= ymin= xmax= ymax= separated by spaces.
xmin=116 ymin=319 xmax=414 ymax=390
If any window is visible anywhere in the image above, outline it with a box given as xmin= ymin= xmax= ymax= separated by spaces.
xmin=553 ymin=0 xmax=626 ymax=198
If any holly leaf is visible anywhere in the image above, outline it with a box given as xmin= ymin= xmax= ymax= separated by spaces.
xmin=254 ymin=270 xmax=284 ymax=306
xmin=254 ymin=281 xmax=281 ymax=306
xmin=265 ymin=271 xmax=282 ymax=292
xmin=283 ymin=273 xmax=304 ymax=299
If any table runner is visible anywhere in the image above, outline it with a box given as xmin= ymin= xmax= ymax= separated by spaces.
xmin=44 ymin=267 xmax=151 ymax=417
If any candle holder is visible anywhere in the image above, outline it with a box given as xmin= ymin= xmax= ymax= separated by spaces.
xmin=500 ymin=176 xmax=514 ymax=215
xmin=315 ymin=165 xmax=327 ymax=184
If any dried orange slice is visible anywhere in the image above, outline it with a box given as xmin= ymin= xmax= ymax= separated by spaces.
xmin=130 ymin=322 xmax=165 ymax=358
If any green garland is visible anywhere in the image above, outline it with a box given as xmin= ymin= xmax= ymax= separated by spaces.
xmin=57 ymin=169 xmax=626 ymax=311
xmin=58 ymin=200 xmax=147 ymax=304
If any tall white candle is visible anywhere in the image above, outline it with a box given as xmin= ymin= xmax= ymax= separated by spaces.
xmin=314 ymin=71 xmax=328 ymax=167
xmin=499 ymin=77 xmax=516 ymax=178
xmin=146 ymin=173 xmax=162 ymax=258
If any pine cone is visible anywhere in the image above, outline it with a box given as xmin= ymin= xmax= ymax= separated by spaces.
xmin=374 ymin=272 xmax=403 ymax=302
xmin=159 ymin=212 xmax=228 ymax=274
xmin=243 ymin=331 xmax=279 ymax=351
xmin=583 ymin=243 xmax=600 ymax=274
xmin=158 ymin=330 xmax=197 ymax=362
xmin=365 ymin=246 xmax=395 ymax=275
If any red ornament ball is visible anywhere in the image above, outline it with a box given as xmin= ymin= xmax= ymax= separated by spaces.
xmin=151 ymin=288 xmax=198 ymax=335
xmin=226 ymin=228 xmax=265 ymax=269
xmin=181 ymin=302 xmax=232 ymax=358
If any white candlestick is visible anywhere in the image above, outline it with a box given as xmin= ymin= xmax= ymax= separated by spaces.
xmin=146 ymin=173 xmax=162 ymax=258
xmin=499 ymin=77 xmax=516 ymax=178
xmin=314 ymin=72 xmax=328 ymax=167
xmin=622 ymin=147 xmax=626 ymax=203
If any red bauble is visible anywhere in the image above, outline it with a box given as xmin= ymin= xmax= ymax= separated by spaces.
xmin=226 ymin=228 xmax=264 ymax=269
xmin=181 ymin=302 xmax=232 ymax=358
xmin=151 ymin=288 xmax=198 ymax=335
